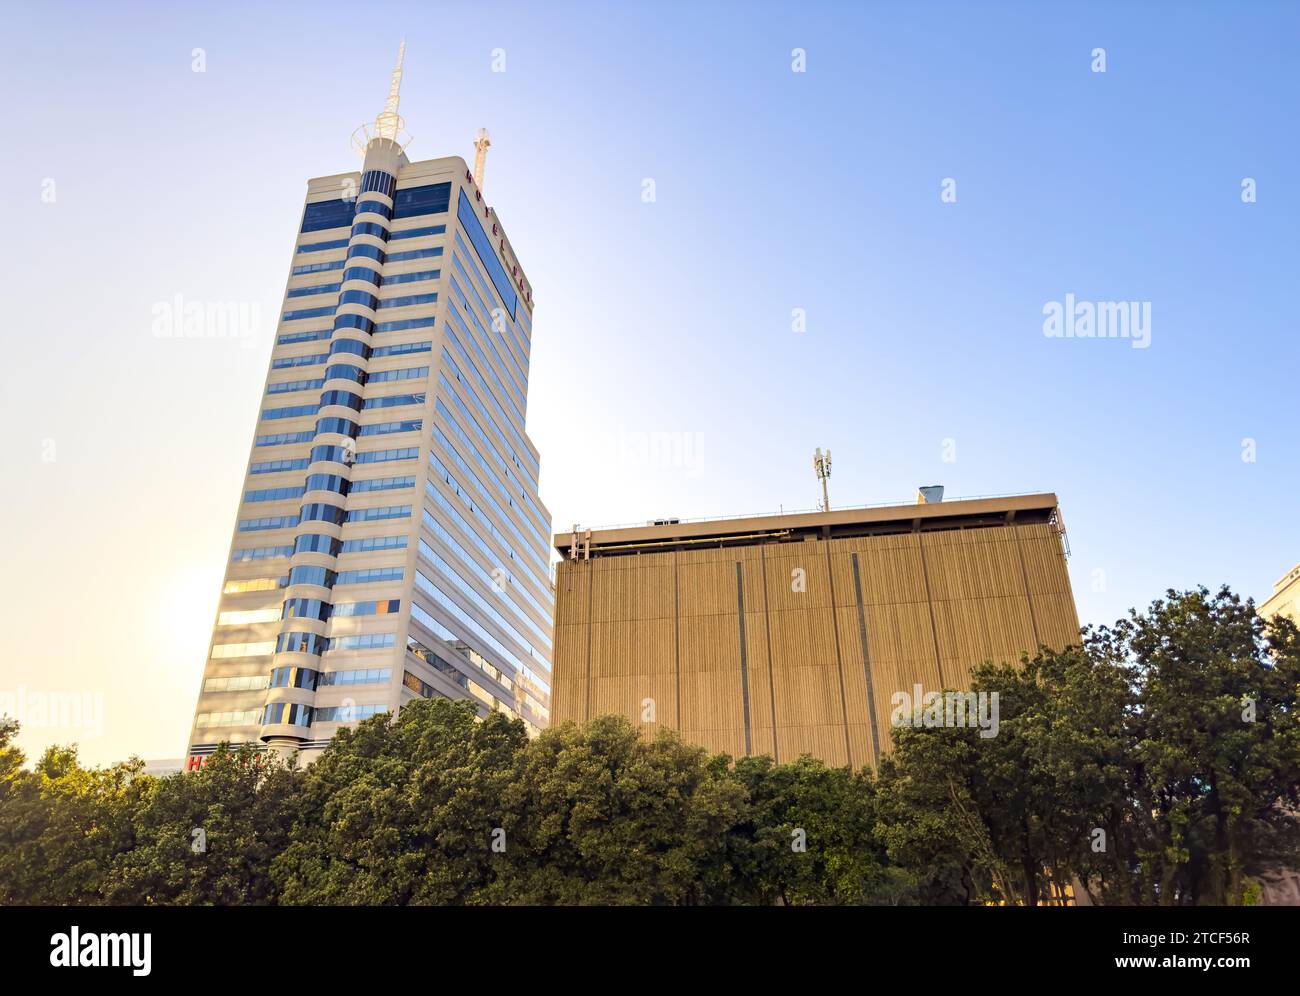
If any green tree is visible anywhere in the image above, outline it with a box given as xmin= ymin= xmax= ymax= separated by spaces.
xmin=106 ymin=744 xmax=300 ymax=905
xmin=0 ymin=720 xmax=139 ymax=905
xmin=486 ymin=715 xmax=748 ymax=905
xmin=1089 ymin=586 xmax=1300 ymax=905
xmin=728 ymin=754 xmax=889 ymax=905
xmin=271 ymin=697 xmax=526 ymax=905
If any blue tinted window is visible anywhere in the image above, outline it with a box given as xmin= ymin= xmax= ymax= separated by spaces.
xmin=289 ymin=565 xmax=337 ymax=588
xmin=358 ymin=419 xmax=421 ymax=436
xmin=387 ymin=247 xmax=443 ymax=263
xmin=343 ymin=266 xmax=382 ymax=285
xmin=383 ymin=269 xmax=440 ymax=285
xmin=276 ymin=632 xmax=329 ymax=655
xmin=277 ymin=329 xmax=332 ymax=345
xmin=282 ymin=305 xmax=337 ymax=322
xmin=324 ymin=364 xmax=365 ymax=385
xmin=456 ymin=188 xmax=517 ymax=319
xmin=377 ymin=293 xmax=437 ymax=310
xmin=287 ymin=282 xmax=340 ymax=299
xmin=339 ymin=290 xmax=379 ymax=310
xmin=255 ymin=431 xmax=314 ymax=447
xmin=292 ymin=259 xmax=345 ymax=275
xmin=299 ymin=503 xmax=347 ymax=525
xmin=360 ymin=170 xmax=396 ymax=197
xmin=371 ymin=341 xmax=430 ymax=358
xmin=393 ymin=182 xmax=451 ymax=219
xmin=374 ymin=317 xmax=434 ymax=334
xmin=298 ymin=238 xmax=349 ymax=254
xmin=272 ymin=353 xmax=327 ymax=369
xmin=355 ymin=196 xmax=394 ymax=220
xmin=363 ymin=393 xmax=424 ymax=410
xmin=318 ymin=390 xmax=363 ymax=411
xmin=301 ymin=199 xmax=355 ymax=233
xmin=389 ymin=224 xmax=446 ymax=240
xmin=245 ymin=486 xmax=305 ymax=503
xmin=314 ymin=416 xmax=358 ymax=437
xmin=340 ymin=535 xmax=406 ymax=554
xmin=333 ymin=314 xmax=376 ymax=334
xmin=305 ymin=473 xmax=350 ymax=495
xmin=262 ymin=404 xmax=318 ymax=421
xmin=294 ymin=533 xmax=342 ymax=556
xmin=250 ymin=458 xmax=310 ymax=474
xmin=348 ymin=244 xmax=385 ymax=264
xmin=267 ymin=378 xmax=324 ymax=395
xmin=328 ymin=339 xmax=370 ymax=359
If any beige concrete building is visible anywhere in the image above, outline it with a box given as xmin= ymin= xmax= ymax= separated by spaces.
xmin=551 ymin=493 xmax=1079 ymax=768
xmin=186 ymin=48 xmax=552 ymax=767
xmin=1260 ymin=562 xmax=1300 ymax=630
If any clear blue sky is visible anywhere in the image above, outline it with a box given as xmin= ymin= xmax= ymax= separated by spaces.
xmin=2 ymin=0 xmax=1297 ymax=765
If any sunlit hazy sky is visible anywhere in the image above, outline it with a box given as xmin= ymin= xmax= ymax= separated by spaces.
xmin=2 ymin=1 xmax=1297 ymax=766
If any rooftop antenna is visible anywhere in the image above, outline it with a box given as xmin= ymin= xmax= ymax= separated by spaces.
xmin=473 ymin=128 xmax=491 ymax=191
xmin=813 ymin=448 xmax=832 ymax=512
xmin=351 ymin=40 xmax=412 ymax=155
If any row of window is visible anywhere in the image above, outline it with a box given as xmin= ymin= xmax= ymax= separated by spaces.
xmin=256 ymin=431 xmax=314 ymax=448
xmin=268 ymin=378 xmax=324 ymax=395
xmin=239 ymin=515 xmax=299 ymax=532
xmin=250 ymin=458 xmax=309 ymax=475
xmin=409 ymin=602 xmax=512 ymax=694
xmin=245 ymin=486 xmax=304 ymax=503
xmin=314 ymin=703 xmax=388 ymax=723
xmin=419 ymin=542 xmax=548 ymax=665
xmin=435 ymin=385 xmax=547 ymax=539
xmin=453 ymin=231 xmax=530 ymax=363
xmin=286 ymin=282 xmax=340 ymax=299
xmin=433 ymin=427 xmax=548 ymax=569
xmin=277 ymin=329 xmax=332 ymax=345
xmin=372 ymin=340 xmax=430 ymax=358
xmin=203 ymin=674 xmax=270 ymax=692
xmin=451 ymin=272 xmax=528 ymax=400
xmin=420 ymin=526 xmax=550 ymax=649
xmin=443 ymin=331 xmax=537 ymax=485
xmin=424 ymin=488 xmax=550 ymax=612
xmin=360 ymin=419 xmax=421 ymax=436
xmin=275 ymin=631 xmax=397 ymax=656
xmin=231 ymin=545 xmax=293 ymax=562
xmin=456 ymin=188 xmax=518 ymax=319
xmin=352 ymin=474 xmax=415 ymax=494
xmin=451 ymin=251 xmax=529 ymax=374
xmin=374 ymin=316 xmax=435 ymax=334
xmin=272 ymin=353 xmax=328 ymax=370
xmin=223 ymin=576 xmax=287 ymax=594
xmin=281 ymin=304 xmax=337 ymax=322
xmin=388 ymin=246 xmax=442 ymax=263
xmin=262 ymin=702 xmax=314 ymax=727
xmin=377 ymin=292 xmax=437 ymax=310
xmin=218 ymin=607 xmax=282 ymax=626
xmin=321 ymin=665 xmax=392 ymax=685
xmin=423 ymin=505 xmax=551 ymax=625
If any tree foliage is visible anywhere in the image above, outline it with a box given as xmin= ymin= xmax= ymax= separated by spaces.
xmin=1 ymin=586 xmax=1296 ymax=905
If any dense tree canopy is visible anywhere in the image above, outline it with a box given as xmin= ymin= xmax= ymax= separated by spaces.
xmin=1 ymin=586 xmax=1296 ymax=905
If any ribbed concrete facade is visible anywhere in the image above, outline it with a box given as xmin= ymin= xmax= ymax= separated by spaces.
xmin=187 ymin=85 xmax=551 ymax=766
xmin=551 ymin=494 xmax=1079 ymax=768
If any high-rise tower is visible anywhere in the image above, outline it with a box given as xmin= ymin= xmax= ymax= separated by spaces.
xmin=187 ymin=46 xmax=552 ymax=766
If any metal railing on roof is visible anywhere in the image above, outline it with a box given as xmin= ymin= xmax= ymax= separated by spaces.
xmin=575 ymin=491 xmax=1050 ymax=533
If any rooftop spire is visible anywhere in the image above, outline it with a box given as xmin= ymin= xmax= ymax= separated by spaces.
xmin=375 ymin=39 xmax=406 ymax=141
xmin=351 ymin=40 xmax=411 ymax=156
